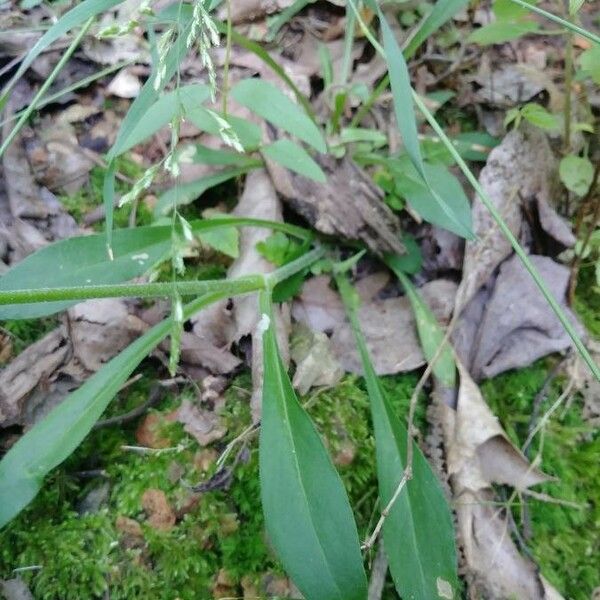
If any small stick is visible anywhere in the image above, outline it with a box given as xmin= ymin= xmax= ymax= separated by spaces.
xmin=93 ymin=385 xmax=163 ymax=429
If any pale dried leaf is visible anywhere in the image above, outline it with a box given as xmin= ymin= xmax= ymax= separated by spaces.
xmin=107 ymin=68 xmax=142 ymax=98
xmin=174 ymin=398 xmax=227 ymax=447
xmin=455 ymin=489 xmax=563 ymax=600
xmin=220 ymin=0 xmax=294 ymax=24
xmin=293 ymin=276 xmax=457 ymax=375
xmin=458 ymin=254 xmax=584 ymax=380
xmin=447 ymin=362 xmax=550 ymax=491
xmin=472 ymin=60 xmax=546 ymax=108
xmin=290 ymin=323 xmax=343 ymax=395
xmin=455 ymin=126 xmax=556 ymax=313
xmin=0 ymin=328 xmax=69 ymax=427
xmin=0 ymin=300 xmax=143 ymax=427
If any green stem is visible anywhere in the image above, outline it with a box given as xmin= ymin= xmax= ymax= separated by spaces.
xmin=222 ymin=0 xmax=232 ymax=116
xmin=0 ymin=247 xmax=325 ymax=306
xmin=509 ymin=0 xmax=600 ymax=45
xmin=412 ymin=90 xmax=600 ymax=381
xmin=267 ymin=246 xmax=325 ymax=286
xmin=0 ymin=17 xmax=94 ymax=159
xmin=563 ymin=30 xmax=574 ymax=152
xmin=0 ymin=276 xmax=264 ymax=305
xmin=351 ymin=74 xmax=389 ymax=127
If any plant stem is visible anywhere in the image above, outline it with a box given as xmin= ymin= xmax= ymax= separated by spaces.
xmin=413 ymin=90 xmax=600 ymax=382
xmin=0 ymin=247 xmax=325 ymax=307
xmin=563 ymin=19 xmax=574 ymax=152
xmin=0 ymin=17 xmax=94 ymax=159
xmin=509 ymin=0 xmax=600 ymax=44
xmin=221 ymin=0 xmax=232 ymax=116
xmin=0 ymin=276 xmax=265 ymax=305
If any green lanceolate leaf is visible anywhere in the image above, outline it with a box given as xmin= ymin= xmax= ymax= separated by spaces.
xmin=0 ymin=218 xmax=311 ymax=319
xmin=223 ymin=27 xmax=314 ymax=118
xmin=0 ymin=0 xmax=124 ymax=110
xmin=232 ymin=79 xmax=327 ymax=153
xmin=115 ymin=84 xmax=211 ymax=156
xmin=468 ymin=20 xmax=539 ymax=45
xmin=154 ymin=165 xmax=259 ymax=215
xmin=262 ymin=139 xmax=327 ymax=182
xmin=336 ymin=273 xmax=458 ymax=600
xmin=389 ymin=158 xmax=473 ymax=239
xmin=378 ymin=11 xmax=427 ymax=181
xmin=404 ymin=0 xmax=470 ymax=59
xmin=258 ymin=290 xmax=367 ymax=600
xmin=0 ymin=225 xmax=172 ymax=319
xmin=387 ymin=263 xmax=456 ymax=388
xmin=0 ymin=292 xmax=225 ymax=528
xmin=371 ymin=9 xmax=474 ymax=240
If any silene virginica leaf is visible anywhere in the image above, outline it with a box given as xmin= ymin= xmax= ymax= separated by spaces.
xmin=262 ymin=139 xmax=327 ymax=183
xmin=232 ymin=78 xmax=327 ymax=153
xmin=0 ymin=292 xmax=226 ymax=528
xmin=386 ymin=261 xmax=456 ymax=389
xmin=258 ymin=290 xmax=367 ymax=600
xmin=372 ymin=9 xmax=474 ymax=240
xmin=388 ymin=157 xmax=473 ymax=239
xmin=336 ymin=273 xmax=458 ymax=600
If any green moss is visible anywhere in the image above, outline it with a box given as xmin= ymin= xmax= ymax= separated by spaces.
xmin=1 ymin=316 xmax=59 ymax=356
xmin=482 ymin=362 xmax=600 ymax=599
xmin=574 ymin=264 xmax=600 ymax=338
xmin=0 ymin=370 xmax=425 ymax=599
xmin=60 ymin=156 xmax=152 ymax=229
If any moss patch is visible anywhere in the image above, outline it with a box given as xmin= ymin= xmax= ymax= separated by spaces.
xmin=574 ymin=264 xmax=600 ymax=339
xmin=0 ymin=372 xmax=423 ymax=599
xmin=482 ymin=361 xmax=600 ymax=599
xmin=60 ymin=156 xmax=152 ymax=229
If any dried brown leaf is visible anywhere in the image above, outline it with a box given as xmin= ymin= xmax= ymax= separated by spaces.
xmin=290 ymin=323 xmax=343 ymax=394
xmin=293 ymin=275 xmax=457 ymax=375
xmin=141 ymin=488 xmax=176 ymax=531
xmin=174 ymin=398 xmax=227 ymax=447
xmin=447 ymin=362 xmax=550 ymax=491
xmin=455 ymin=126 xmax=555 ymax=313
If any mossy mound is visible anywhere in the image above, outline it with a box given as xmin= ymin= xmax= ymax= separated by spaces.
xmin=0 ymin=372 xmax=421 ymax=599
xmin=482 ymin=361 xmax=600 ymax=599
xmin=1 ymin=363 xmax=596 ymax=599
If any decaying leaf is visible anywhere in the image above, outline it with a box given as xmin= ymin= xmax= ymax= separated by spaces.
xmin=0 ymin=300 xmax=144 ymax=428
xmin=455 ymin=126 xmax=556 ymax=313
xmin=220 ymin=0 xmax=295 ymax=24
xmin=0 ymin=577 xmax=34 ymax=600
xmin=447 ymin=363 xmax=551 ymax=491
xmin=293 ymin=275 xmax=457 ymax=375
xmin=471 ymin=60 xmax=547 ymax=108
xmin=461 ymin=254 xmax=584 ymax=380
xmin=107 ymin=68 xmax=142 ymax=98
xmin=290 ymin=322 xmax=343 ymax=394
xmin=440 ymin=363 xmax=561 ymax=600
xmin=141 ymin=488 xmax=176 ymax=532
xmin=266 ymin=153 xmax=405 ymax=256
xmin=174 ymin=398 xmax=227 ymax=447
